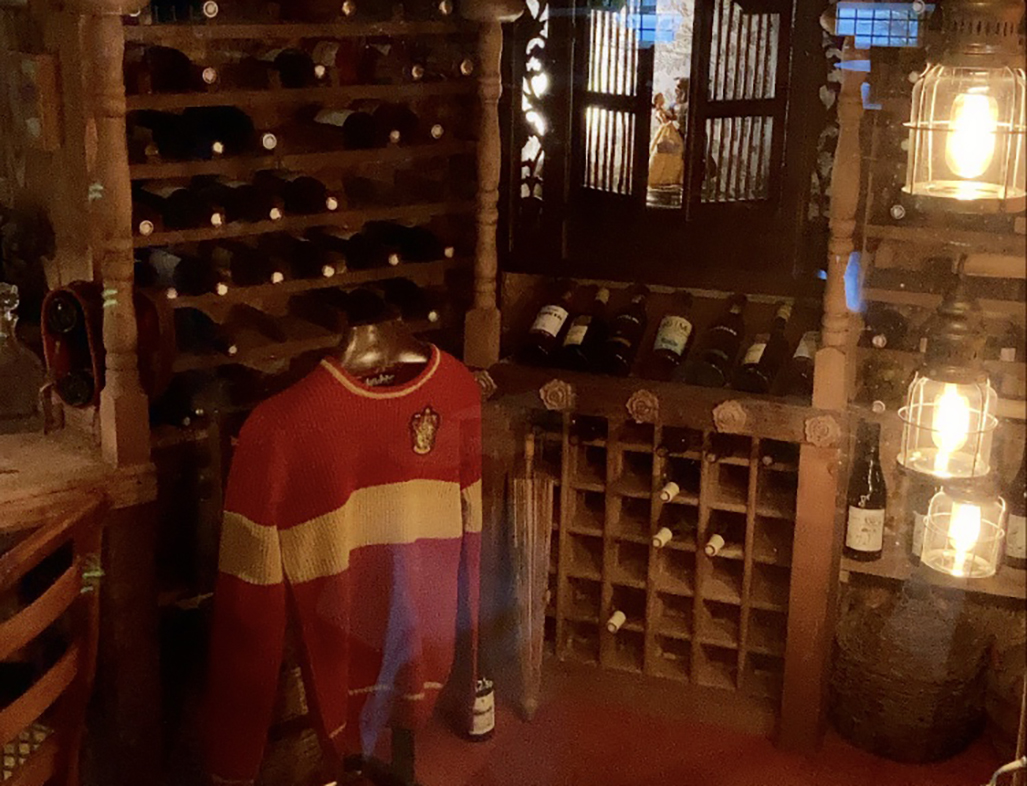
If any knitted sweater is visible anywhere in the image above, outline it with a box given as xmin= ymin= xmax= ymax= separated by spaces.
xmin=206 ymin=346 xmax=481 ymax=785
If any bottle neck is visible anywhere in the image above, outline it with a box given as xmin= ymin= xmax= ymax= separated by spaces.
xmin=0 ymin=311 xmax=16 ymax=342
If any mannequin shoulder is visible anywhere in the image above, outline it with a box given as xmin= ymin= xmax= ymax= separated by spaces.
xmin=435 ymin=351 xmax=481 ymax=399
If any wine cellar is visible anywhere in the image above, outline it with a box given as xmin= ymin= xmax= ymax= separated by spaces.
xmin=0 ymin=0 xmax=1025 ymax=784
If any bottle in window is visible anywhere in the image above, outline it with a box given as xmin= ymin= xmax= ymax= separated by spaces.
xmin=652 ymin=526 xmax=676 ymax=549
xmin=519 ymin=284 xmax=576 ymax=366
xmin=174 ymin=308 xmax=239 ymax=357
xmin=732 ymin=302 xmax=792 ymax=394
xmin=1004 ymin=457 xmax=1026 ymax=570
xmin=908 ymin=476 xmax=940 ymax=566
xmin=596 ymin=285 xmax=649 ymax=377
xmin=778 ymin=330 xmax=818 ymax=400
xmin=844 ymin=421 xmax=887 ymax=562
xmin=687 ymin=293 xmax=747 ymax=388
xmin=556 ymin=287 xmax=609 ymax=372
xmin=657 ymin=428 xmax=701 ymax=457
xmin=253 ymin=171 xmax=339 ymax=215
xmin=605 ymin=610 xmax=626 ymax=634
xmin=646 ymin=291 xmax=694 ymax=381
xmin=860 ymin=305 xmax=909 ymax=350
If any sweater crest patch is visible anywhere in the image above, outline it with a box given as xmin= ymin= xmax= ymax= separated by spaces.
xmin=410 ymin=405 xmax=441 ymax=455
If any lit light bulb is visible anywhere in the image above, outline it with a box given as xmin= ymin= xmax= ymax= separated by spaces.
xmin=945 ymin=92 xmax=999 ymax=196
xmin=947 ymin=500 xmax=982 ymax=577
xmin=931 ymin=383 xmax=971 ymax=476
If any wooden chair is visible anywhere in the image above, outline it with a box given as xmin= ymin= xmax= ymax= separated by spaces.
xmin=0 ymin=493 xmax=107 ymax=786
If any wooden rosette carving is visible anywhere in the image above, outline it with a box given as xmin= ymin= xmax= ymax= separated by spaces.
xmin=539 ymin=379 xmax=575 ymax=412
xmin=712 ymin=400 xmax=747 ymax=434
xmin=473 ymin=370 xmax=498 ymax=401
xmin=804 ymin=414 xmax=842 ymax=448
xmin=626 ymin=389 xmax=659 ymax=424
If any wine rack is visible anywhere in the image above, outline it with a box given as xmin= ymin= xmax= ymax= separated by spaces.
xmin=489 ymin=362 xmax=825 ymax=707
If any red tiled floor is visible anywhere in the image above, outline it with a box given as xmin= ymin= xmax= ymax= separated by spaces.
xmin=413 ymin=671 xmax=1003 ymax=786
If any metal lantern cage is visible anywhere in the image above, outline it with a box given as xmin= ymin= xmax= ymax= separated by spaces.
xmin=922 ymin=483 xmax=1007 ymax=578
xmin=904 ymin=0 xmax=1027 ymax=210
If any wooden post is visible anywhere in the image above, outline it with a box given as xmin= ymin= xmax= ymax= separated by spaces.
xmin=79 ymin=1 xmax=151 ymax=466
xmin=462 ymin=0 xmax=524 ymax=368
xmin=778 ymin=38 xmax=866 ymax=753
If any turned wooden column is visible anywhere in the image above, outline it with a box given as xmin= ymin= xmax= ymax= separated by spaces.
xmin=79 ymin=0 xmax=151 ymax=466
xmin=778 ymin=38 xmax=866 ymax=753
xmin=463 ymin=0 xmax=523 ymax=368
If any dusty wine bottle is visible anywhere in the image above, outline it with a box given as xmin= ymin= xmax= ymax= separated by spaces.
xmin=557 ymin=287 xmax=609 ymax=372
xmin=597 ymin=285 xmax=649 ymax=376
xmin=844 ymin=421 xmax=887 ymax=562
xmin=732 ymin=302 xmax=792 ymax=394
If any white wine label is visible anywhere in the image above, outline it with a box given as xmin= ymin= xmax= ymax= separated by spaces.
xmin=1006 ymin=513 xmax=1026 ymax=559
xmin=794 ymin=331 xmax=819 ymax=360
xmin=846 ymin=507 xmax=884 ymax=552
xmin=563 ymin=321 xmax=589 ymax=347
xmin=471 ymin=686 xmax=495 ymax=737
xmin=912 ymin=511 xmax=927 ymax=557
xmin=530 ymin=305 xmax=569 ymax=338
xmin=653 ymin=316 xmax=693 ymax=357
xmin=742 ymin=335 xmax=769 ymax=366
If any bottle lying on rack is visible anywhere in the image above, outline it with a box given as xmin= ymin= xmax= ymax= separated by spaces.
xmin=202 ymin=240 xmax=285 ymax=286
xmin=403 ymin=0 xmax=455 ymax=18
xmin=411 ymin=48 xmax=475 ymax=82
xmin=658 ymin=479 xmax=680 ymax=503
xmin=652 ymin=526 xmax=677 ymax=549
xmin=844 ymin=420 xmax=886 ymax=562
xmin=175 ymin=308 xmax=239 ymax=357
xmin=860 ymin=305 xmax=909 ymax=350
xmin=519 ymin=284 xmax=576 ymax=366
xmin=217 ymin=48 xmax=324 ymax=91
xmin=305 ymin=227 xmax=399 ymax=270
xmin=253 ymin=171 xmax=339 ymax=215
xmin=687 ymin=293 xmax=747 ymax=388
xmin=605 ymin=610 xmax=626 ymax=634
xmin=657 ymin=428 xmax=702 ymax=457
xmin=777 ymin=330 xmax=817 ymax=400
xmin=133 ymin=183 xmax=226 ymax=235
xmin=142 ymin=248 xmax=231 ymax=298
xmin=128 ymin=107 xmax=276 ymax=162
xmin=282 ymin=0 xmax=361 ymax=21
xmin=148 ymin=0 xmax=220 ymax=24
xmin=556 ymin=287 xmax=609 ymax=372
xmin=732 ymin=302 xmax=792 ymax=394
xmin=150 ymin=370 xmax=226 ymax=428
xmin=759 ymin=441 xmax=799 ymax=469
xmin=311 ymin=107 xmax=382 ymax=150
xmin=201 ymin=177 xmax=285 ymax=224
xmin=124 ymin=45 xmax=219 ymax=95
xmin=380 ymin=278 xmax=441 ymax=324
xmin=360 ymin=39 xmax=424 ymax=84
xmin=261 ymin=234 xmax=339 ymax=279
xmin=596 ymin=285 xmax=649 ymax=377
xmin=645 ymin=291 xmax=694 ymax=381
xmin=1004 ymin=457 xmax=1026 ymax=570
xmin=312 ymin=40 xmax=362 ymax=86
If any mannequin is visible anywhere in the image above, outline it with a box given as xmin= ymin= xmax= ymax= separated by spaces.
xmin=336 ymin=289 xmax=432 ymax=384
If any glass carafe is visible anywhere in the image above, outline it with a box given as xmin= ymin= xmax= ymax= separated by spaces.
xmin=0 ymin=283 xmax=46 ymax=434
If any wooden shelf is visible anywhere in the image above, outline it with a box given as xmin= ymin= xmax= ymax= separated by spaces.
xmin=133 ymin=199 xmax=474 ymax=248
xmin=172 ymin=316 xmax=438 ymax=372
xmin=123 ymin=20 xmax=474 ymax=43
xmin=864 ymin=222 xmax=1025 ymax=257
xmin=840 ymin=548 xmax=1027 ymax=600
xmin=157 ymin=257 xmax=460 ymax=309
xmin=126 ymin=80 xmax=473 ymax=111
xmin=130 ymin=140 xmax=475 ymax=180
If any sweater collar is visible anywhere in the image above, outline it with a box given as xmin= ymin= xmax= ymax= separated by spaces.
xmin=320 ymin=345 xmax=440 ymax=399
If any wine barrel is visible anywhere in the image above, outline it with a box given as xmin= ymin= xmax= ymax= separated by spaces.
xmin=830 ymin=583 xmax=990 ymax=763
xmin=986 ymin=640 xmax=1026 ymax=762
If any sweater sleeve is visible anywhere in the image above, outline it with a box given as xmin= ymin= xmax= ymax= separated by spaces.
xmin=206 ymin=411 xmax=289 ymax=785
xmin=457 ymin=380 xmax=482 ymax=729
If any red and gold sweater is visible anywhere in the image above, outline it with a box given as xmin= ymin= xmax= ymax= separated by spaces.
xmin=206 ymin=346 xmax=481 ymax=784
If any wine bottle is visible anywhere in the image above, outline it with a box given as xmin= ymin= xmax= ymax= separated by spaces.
xmin=568 ymin=415 xmax=604 ymax=445
xmin=312 ymin=107 xmax=377 ymax=149
xmin=128 ymin=110 xmax=207 ymax=162
xmin=255 ymin=48 xmax=322 ymax=89
xmin=688 ymin=293 xmax=747 ymax=388
xmin=658 ymin=480 xmax=680 ymax=503
xmin=657 ymin=427 xmax=701 ymax=457
xmin=306 ymin=228 xmax=392 ymax=270
xmin=174 ymin=308 xmax=238 ymax=357
xmin=998 ymin=322 xmax=1025 ymax=363
xmin=732 ymin=302 xmax=793 ymax=394
xmin=203 ymin=241 xmax=283 ymax=286
xmin=253 ymin=171 xmax=339 ymax=214
xmin=779 ymin=330 xmax=818 ymax=400
xmin=133 ymin=184 xmax=226 ymax=231
xmin=181 ymin=106 xmax=278 ymax=157
xmin=363 ymin=221 xmax=407 ymax=266
xmin=909 ymin=476 xmax=940 ymax=566
xmin=380 ymin=278 xmax=441 ymax=323
xmin=652 ymin=527 xmax=675 ymax=548
xmin=261 ymin=234 xmax=338 ymax=279
xmin=605 ymin=610 xmax=626 ymax=634
xmin=759 ymin=441 xmax=799 ymax=468
xmin=860 ymin=306 xmax=909 ymax=350
xmin=284 ymin=0 xmax=360 ymax=22
xmin=144 ymin=248 xmax=229 ymax=298
xmin=647 ymin=291 xmax=694 ymax=381
xmin=291 ymin=288 xmax=351 ymax=333
xmin=844 ymin=421 xmax=887 ymax=562
xmin=469 ymin=678 xmax=496 ymax=742
xmin=199 ymin=178 xmax=285 ymax=224
xmin=411 ymin=47 xmax=476 ymax=81
xmin=520 ymin=284 xmax=575 ymax=366
xmin=311 ymin=40 xmax=362 ymax=86
xmin=403 ymin=0 xmax=454 ymax=19
xmin=597 ymin=285 xmax=649 ymax=377
xmin=556 ymin=287 xmax=609 ymax=372
xmin=397 ymin=225 xmax=453 ymax=262
xmin=704 ymin=534 xmax=725 ymax=557
xmin=126 ymin=45 xmax=219 ymax=95
xmin=1004 ymin=457 xmax=1026 ymax=570
xmin=151 ymin=0 xmax=219 ymax=24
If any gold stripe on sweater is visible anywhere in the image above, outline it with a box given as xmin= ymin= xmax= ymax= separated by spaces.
xmin=220 ymin=479 xmax=467 ymax=586
xmin=462 ymin=480 xmax=482 ymax=534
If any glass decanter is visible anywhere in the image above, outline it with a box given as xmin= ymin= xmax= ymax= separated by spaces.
xmin=0 ymin=282 xmax=46 ymax=434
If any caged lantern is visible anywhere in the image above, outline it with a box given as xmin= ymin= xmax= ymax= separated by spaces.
xmin=903 ymin=0 xmax=1026 ymax=210
xmin=897 ymin=277 xmax=998 ymax=480
xmin=922 ymin=481 xmax=1007 ymax=578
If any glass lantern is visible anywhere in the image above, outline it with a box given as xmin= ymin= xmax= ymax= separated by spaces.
xmin=898 ymin=372 xmax=998 ymax=479
xmin=922 ymin=484 xmax=1006 ymax=578
xmin=903 ymin=0 xmax=1026 ymax=210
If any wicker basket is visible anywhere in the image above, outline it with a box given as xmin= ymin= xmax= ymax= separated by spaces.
xmin=830 ymin=582 xmax=990 ymax=763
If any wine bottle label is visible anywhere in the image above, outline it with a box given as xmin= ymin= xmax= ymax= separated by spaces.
xmin=742 ymin=334 xmax=769 ymax=366
xmin=470 ymin=683 xmax=495 ymax=737
xmin=846 ymin=507 xmax=884 ymax=552
xmin=794 ymin=331 xmax=818 ymax=360
xmin=1006 ymin=513 xmax=1026 ymax=559
xmin=653 ymin=316 xmax=693 ymax=357
xmin=912 ymin=511 xmax=927 ymax=558
xmin=530 ymin=305 xmax=569 ymax=337
xmin=1000 ymin=347 xmax=1017 ymax=362
xmin=563 ymin=320 xmax=590 ymax=347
